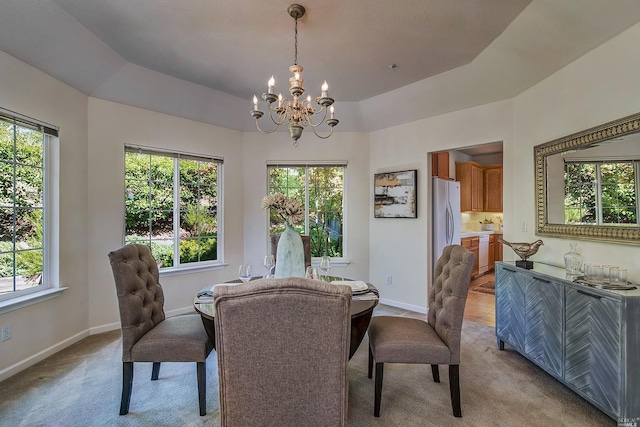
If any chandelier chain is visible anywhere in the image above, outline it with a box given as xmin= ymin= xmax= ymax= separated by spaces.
xmin=294 ymin=16 xmax=298 ymax=65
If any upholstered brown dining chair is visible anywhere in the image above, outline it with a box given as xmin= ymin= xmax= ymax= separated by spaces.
xmin=270 ymin=234 xmax=312 ymax=268
xmin=108 ymin=244 xmax=214 ymax=416
xmin=214 ymin=277 xmax=352 ymax=427
xmin=367 ymin=244 xmax=475 ymax=417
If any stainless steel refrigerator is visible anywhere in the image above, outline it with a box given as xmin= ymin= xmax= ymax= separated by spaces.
xmin=432 ymin=177 xmax=461 ymax=272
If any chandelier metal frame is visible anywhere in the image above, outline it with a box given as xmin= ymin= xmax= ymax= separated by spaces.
xmin=250 ymin=4 xmax=339 ymax=145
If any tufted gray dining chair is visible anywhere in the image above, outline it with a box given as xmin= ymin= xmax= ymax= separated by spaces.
xmin=270 ymin=234 xmax=312 ymax=269
xmin=214 ymin=277 xmax=352 ymax=427
xmin=367 ymin=244 xmax=475 ymax=417
xmin=108 ymin=244 xmax=214 ymax=416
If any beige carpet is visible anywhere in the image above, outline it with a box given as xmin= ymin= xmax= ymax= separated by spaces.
xmin=0 ymin=309 xmax=615 ymax=426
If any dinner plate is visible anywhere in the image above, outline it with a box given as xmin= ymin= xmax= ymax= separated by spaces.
xmin=331 ymin=280 xmax=369 ymax=294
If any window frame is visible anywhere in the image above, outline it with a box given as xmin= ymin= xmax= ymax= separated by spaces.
xmin=266 ymin=162 xmax=348 ymax=265
xmin=0 ymin=108 xmax=63 ymax=314
xmin=124 ymin=145 xmax=225 ymax=273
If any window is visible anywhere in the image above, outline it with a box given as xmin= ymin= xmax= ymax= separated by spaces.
xmin=267 ymin=164 xmax=345 ymax=257
xmin=0 ymin=110 xmax=58 ymax=302
xmin=124 ymin=146 xmax=223 ymax=270
xmin=564 ymin=160 xmax=638 ymax=225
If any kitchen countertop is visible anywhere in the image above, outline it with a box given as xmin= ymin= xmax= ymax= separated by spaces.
xmin=460 ymin=230 xmax=503 ymax=238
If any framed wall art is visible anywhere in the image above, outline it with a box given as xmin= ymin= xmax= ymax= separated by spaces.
xmin=374 ymin=169 xmax=417 ymax=218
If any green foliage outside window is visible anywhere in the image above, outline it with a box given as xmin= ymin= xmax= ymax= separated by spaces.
xmin=0 ymin=120 xmax=45 ymax=289
xmin=564 ymin=161 xmax=637 ymax=225
xmin=125 ymin=150 xmax=219 ymax=267
xmin=268 ymin=165 xmax=344 ymax=257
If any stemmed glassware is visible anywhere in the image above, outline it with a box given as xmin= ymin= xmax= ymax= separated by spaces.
xmin=239 ymin=264 xmax=252 ymax=283
xmin=263 ymin=255 xmax=275 ymax=278
xmin=319 ymin=256 xmax=331 ymax=279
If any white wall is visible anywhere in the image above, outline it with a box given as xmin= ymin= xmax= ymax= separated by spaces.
xmin=87 ymin=99 xmax=245 ymax=330
xmin=509 ymin=22 xmax=640 ymax=279
xmin=241 ymin=131 xmax=371 ymax=282
xmin=3 ymin=18 xmax=640 ymax=382
xmin=367 ymin=22 xmax=640 ymax=312
xmin=0 ymin=50 xmax=89 ymax=377
xmin=369 ymin=100 xmax=513 ymax=312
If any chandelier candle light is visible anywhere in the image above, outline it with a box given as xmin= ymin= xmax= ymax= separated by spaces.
xmin=250 ymin=4 xmax=339 ymax=145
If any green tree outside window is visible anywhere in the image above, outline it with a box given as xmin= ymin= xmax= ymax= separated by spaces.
xmin=125 ymin=149 xmax=221 ymax=268
xmin=268 ymin=165 xmax=344 ymax=257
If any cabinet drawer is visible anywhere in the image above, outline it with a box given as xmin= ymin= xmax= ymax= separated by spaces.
xmin=461 ymin=236 xmax=479 ymax=249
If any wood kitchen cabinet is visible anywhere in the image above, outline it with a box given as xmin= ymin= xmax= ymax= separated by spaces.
xmin=461 ymin=236 xmax=479 ymax=277
xmin=484 ymin=165 xmax=503 ymax=212
xmin=495 ymin=233 xmax=503 ymax=265
xmin=431 ymin=151 xmax=450 ymax=179
xmin=456 ymin=162 xmax=484 ymax=212
xmin=488 ymin=234 xmax=495 ymax=271
xmin=456 ymin=162 xmax=503 ymax=212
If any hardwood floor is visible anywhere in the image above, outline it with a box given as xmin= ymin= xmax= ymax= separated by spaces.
xmin=464 ymin=272 xmax=495 ymax=327
xmin=374 ymin=272 xmax=496 ymax=327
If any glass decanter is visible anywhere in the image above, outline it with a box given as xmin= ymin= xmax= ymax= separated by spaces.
xmin=564 ymin=243 xmax=583 ymax=275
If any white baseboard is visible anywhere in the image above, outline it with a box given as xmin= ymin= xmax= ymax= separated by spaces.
xmin=0 ymin=329 xmax=89 ymax=382
xmin=88 ymin=306 xmax=200 ymax=336
xmin=378 ymin=298 xmax=427 ymax=314
xmin=0 ymin=305 xmax=201 ymax=382
xmin=89 ymin=321 xmax=120 ymax=335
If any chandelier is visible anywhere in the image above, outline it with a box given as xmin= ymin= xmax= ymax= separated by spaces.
xmin=250 ymin=4 xmax=338 ymax=146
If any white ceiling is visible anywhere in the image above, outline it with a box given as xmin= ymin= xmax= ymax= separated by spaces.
xmin=1 ymin=0 xmax=640 ymax=133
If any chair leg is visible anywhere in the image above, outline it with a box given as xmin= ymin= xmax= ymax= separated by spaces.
xmin=368 ymin=346 xmax=374 ymax=379
xmin=374 ymin=362 xmax=384 ymax=417
xmin=120 ymin=362 xmax=134 ymax=415
xmin=431 ymin=364 xmax=440 ymax=382
xmin=197 ymin=362 xmax=206 ymax=416
xmin=151 ymin=362 xmax=161 ymax=380
xmin=449 ymin=364 xmax=462 ymax=417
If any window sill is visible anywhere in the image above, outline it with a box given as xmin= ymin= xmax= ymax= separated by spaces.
xmin=311 ymin=258 xmax=351 ymax=267
xmin=160 ymin=262 xmax=228 ymax=277
xmin=0 ymin=287 xmax=68 ymax=315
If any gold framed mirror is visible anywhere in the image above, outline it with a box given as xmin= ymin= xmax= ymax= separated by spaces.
xmin=535 ymin=112 xmax=640 ymax=245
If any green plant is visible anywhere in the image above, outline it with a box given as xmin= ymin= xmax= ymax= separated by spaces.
xmin=178 ymin=238 xmax=217 ymax=264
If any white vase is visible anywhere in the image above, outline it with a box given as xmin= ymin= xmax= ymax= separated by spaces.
xmin=274 ymin=222 xmax=305 ymax=278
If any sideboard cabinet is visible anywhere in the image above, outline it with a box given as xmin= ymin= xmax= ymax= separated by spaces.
xmin=495 ymin=262 xmax=640 ymax=421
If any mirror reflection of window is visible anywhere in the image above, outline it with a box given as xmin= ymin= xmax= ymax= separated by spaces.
xmin=563 ymin=160 xmax=637 ymax=225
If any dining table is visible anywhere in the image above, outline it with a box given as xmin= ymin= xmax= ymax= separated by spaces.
xmin=193 ymin=276 xmax=379 ymax=359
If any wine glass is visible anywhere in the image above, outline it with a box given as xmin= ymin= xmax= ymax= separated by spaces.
xmin=263 ymin=255 xmax=275 ymax=278
xmin=319 ymin=256 xmax=331 ymax=279
xmin=239 ymin=264 xmax=252 ymax=283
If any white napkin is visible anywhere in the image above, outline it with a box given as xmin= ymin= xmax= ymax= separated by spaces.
xmin=195 ymin=290 xmax=214 ymax=303
xmin=331 ymin=280 xmax=369 ymax=292
xmin=196 ymin=283 xmax=238 ymax=302
xmin=352 ymin=293 xmax=379 ymax=301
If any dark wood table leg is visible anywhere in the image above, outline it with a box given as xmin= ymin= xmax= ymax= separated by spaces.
xmin=350 ymin=310 xmax=374 ymax=359
xmin=201 ymin=316 xmax=215 ymax=349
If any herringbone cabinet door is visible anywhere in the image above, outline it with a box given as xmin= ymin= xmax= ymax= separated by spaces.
xmin=565 ymin=288 xmax=622 ymax=415
xmin=495 ymin=265 xmax=526 ymax=352
xmin=525 ymin=278 xmax=563 ymax=377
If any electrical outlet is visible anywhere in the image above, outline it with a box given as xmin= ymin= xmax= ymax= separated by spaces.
xmin=386 ymin=275 xmax=392 ymax=285
xmin=521 ymin=220 xmax=528 ymax=232
xmin=1 ymin=324 xmax=12 ymax=342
